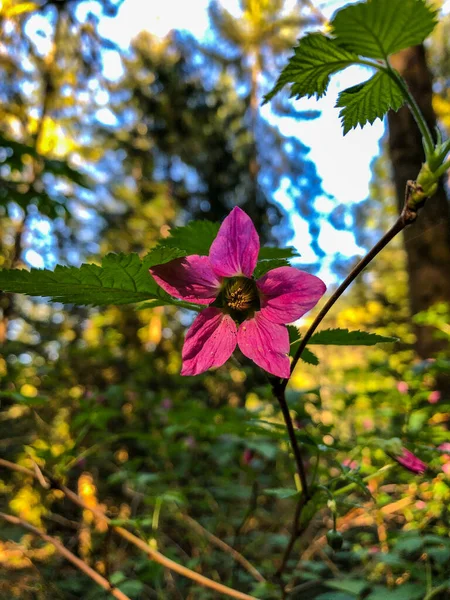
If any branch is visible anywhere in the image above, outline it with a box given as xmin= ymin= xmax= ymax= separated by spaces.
xmin=282 ymin=182 xmax=423 ymax=393
xmin=0 ymin=459 xmax=258 ymax=600
xmin=0 ymin=511 xmax=132 ymax=600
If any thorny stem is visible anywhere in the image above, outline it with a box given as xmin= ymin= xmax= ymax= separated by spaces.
xmin=272 ymin=183 xmax=423 ymax=585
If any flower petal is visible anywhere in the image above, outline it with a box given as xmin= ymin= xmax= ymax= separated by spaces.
xmin=181 ymin=308 xmax=237 ymax=376
xmin=209 ymin=207 xmax=259 ymax=278
xmin=257 ymin=266 xmax=326 ymax=324
xmin=237 ymin=312 xmax=290 ymax=378
xmin=395 ymin=448 xmax=427 ymax=474
xmin=150 ymin=256 xmax=221 ymax=305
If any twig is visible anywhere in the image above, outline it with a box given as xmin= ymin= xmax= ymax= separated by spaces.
xmin=0 ymin=512 xmax=131 ymax=600
xmin=281 ymin=181 xmax=423 ymax=393
xmin=273 ymin=384 xmax=309 ymax=499
xmin=0 ymin=459 xmax=258 ymax=600
xmin=274 ymin=494 xmax=307 ymax=580
xmin=181 ymin=513 xmax=266 ymax=583
xmin=282 ymin=215 xmax=405 ymax=391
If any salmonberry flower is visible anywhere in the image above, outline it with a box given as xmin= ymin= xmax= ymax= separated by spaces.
xmin=150 ymin=207 xmax=326 ymax=377
xmin=394 ymin=448 xmax=427 ymax=474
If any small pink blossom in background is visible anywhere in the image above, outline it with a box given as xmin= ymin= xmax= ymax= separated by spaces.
xmin=438 ymin=443 xmax=450 ymax=452
xmin=150 ymin=207 xmax=326 ymax=378
xmin=242 ymin=449 xmax=254 ymax=465
xmin=428 ymin=390 xmax=441 ymax=404
xmin=183 ymin=436 xmax=196 ymax=449
xmin=415 ymin=500 xmax=426 ymax=509
xmin=362 ymin=418 xmax=374 ymax=431
xmin=394 ymin=447 xmax=427 ymax=474
xmin=342 ymin=458 xmax=358 ymax=470
xmin=160 ymin=397 xmax=173 ymax=411
xmin=368 ymin=546 xmax=380 ymax=554
xmin=443 ymin=463 xmax=450 ymax=476
xmin=396 ymin=381 xmax=409 ymax=394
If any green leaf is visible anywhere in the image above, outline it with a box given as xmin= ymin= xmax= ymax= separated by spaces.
xmin=264 ymin=33 xmax=359 ymax=103
xmin=309 ymin=328 xmax=397 ymax=346
xmin=366 ymin=583 xmax=426 ymax=600
xmin=258 ymin=246 xmax=298 ymax=260
xmin=287 ymin=326 xmax=320 ymax=364
xmin=325 ymin=579 xmax=370 ymax=595
xmin=300 ymin=347 xmax=319 ymax=366
xmin=336 ymin=71 xmax=404 ymax=135
xmin=264 ymin=487 xmax=300 ymax=499
xmin=331 ymin=0 xmax=438 ymax=60
xmin=253 ymin=258 xmax=290 ymax=278
xmin=156 ymin=220 xmax=220 ymax=256
xmin=0 ymin=248 xmax=185 ymax=306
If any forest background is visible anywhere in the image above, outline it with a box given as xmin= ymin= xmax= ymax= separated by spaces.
xmin=0 ymin=0 xmax=449 ymax=599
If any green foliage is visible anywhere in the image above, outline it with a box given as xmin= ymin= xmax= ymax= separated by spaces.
xmin=264 ymin=0 xmax=437 ymax=135
xmin=336 ymin=72 xmax=404 ymax=134
xmin=0 ymin=249 xmax=184 ymax=306
xmin=156 ymin=220 xmax=220 ymax=256
xmin=288 ymin=326 xmax=320 ymax=364
xmin=264 ymin=33 xmax=358 ymax=102
xmin=331 ymin=0 xmax=438 ymax=60
xmin=308 ymin=328 xmax=397 ymax=346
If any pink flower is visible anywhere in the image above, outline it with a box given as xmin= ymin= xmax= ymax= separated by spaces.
xmin=428 ymin=390 xmax=441 ymax=404
xmin=242 ymin=449 xmax=255 ymax=465
xmin=150 ymin=207 xmax=326 ymax=377
xmin=342 ymin=458 xmax=358 ymax=470
xmin=394 ymin=448 xmax=427 ymax=474
xmin=396 ymin=381 xmax=409 ymax=394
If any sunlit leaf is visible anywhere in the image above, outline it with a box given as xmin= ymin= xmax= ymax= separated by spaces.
xmin=264 ymin=33 xmax=358 ymax=102
xmin=331 ymin=0 xmax=438 ymax=60
xmin=336 ymin=72 xmax=404 ymax=135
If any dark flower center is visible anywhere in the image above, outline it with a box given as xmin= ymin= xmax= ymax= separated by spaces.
xmin=213 ymin=277 xmax=260 ymax=320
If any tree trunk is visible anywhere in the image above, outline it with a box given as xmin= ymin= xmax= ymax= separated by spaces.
xmin=387 ymin=44 xmax=450 ymax=359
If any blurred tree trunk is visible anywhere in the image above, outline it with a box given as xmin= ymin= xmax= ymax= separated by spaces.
xmin=388 ymin=45 xmax=450 ymax=360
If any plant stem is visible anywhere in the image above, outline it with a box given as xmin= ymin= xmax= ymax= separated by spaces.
xmin=424 ymin=583 xmax=450 ymax=600
xmin=282 ymin=213 xmax=407 ymax=393
xmin=386 ymin=62 xmax=435 ymax=157
xmin=273 ymin=384 xmax=310 ymax=499
xmin=333 ymin=464 xmax=394 ymax=498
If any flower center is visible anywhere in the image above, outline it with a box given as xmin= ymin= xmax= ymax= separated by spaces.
xmin=225 ymin=278 xmax=257 ymax=311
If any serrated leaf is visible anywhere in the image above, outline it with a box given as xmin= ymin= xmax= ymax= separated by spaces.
xmin=300 ymin=347 xmax=320 ymax=366
xmin=0 ymin=248 xmax=185 ymax=306
xmin=309 ymin=328 xmax=397 ymax=346
xmin=331 ymin=0 xmax=438 ymax=60
xmin=264 ymin=33 xmax=359 ymax=103
xmin=156 ymin=220 xmax=220 ymax=256
xmin=287 ymin=326 xmax=320 ymax=364
xmin=336 ymin=71 xmax=404 ymax=134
